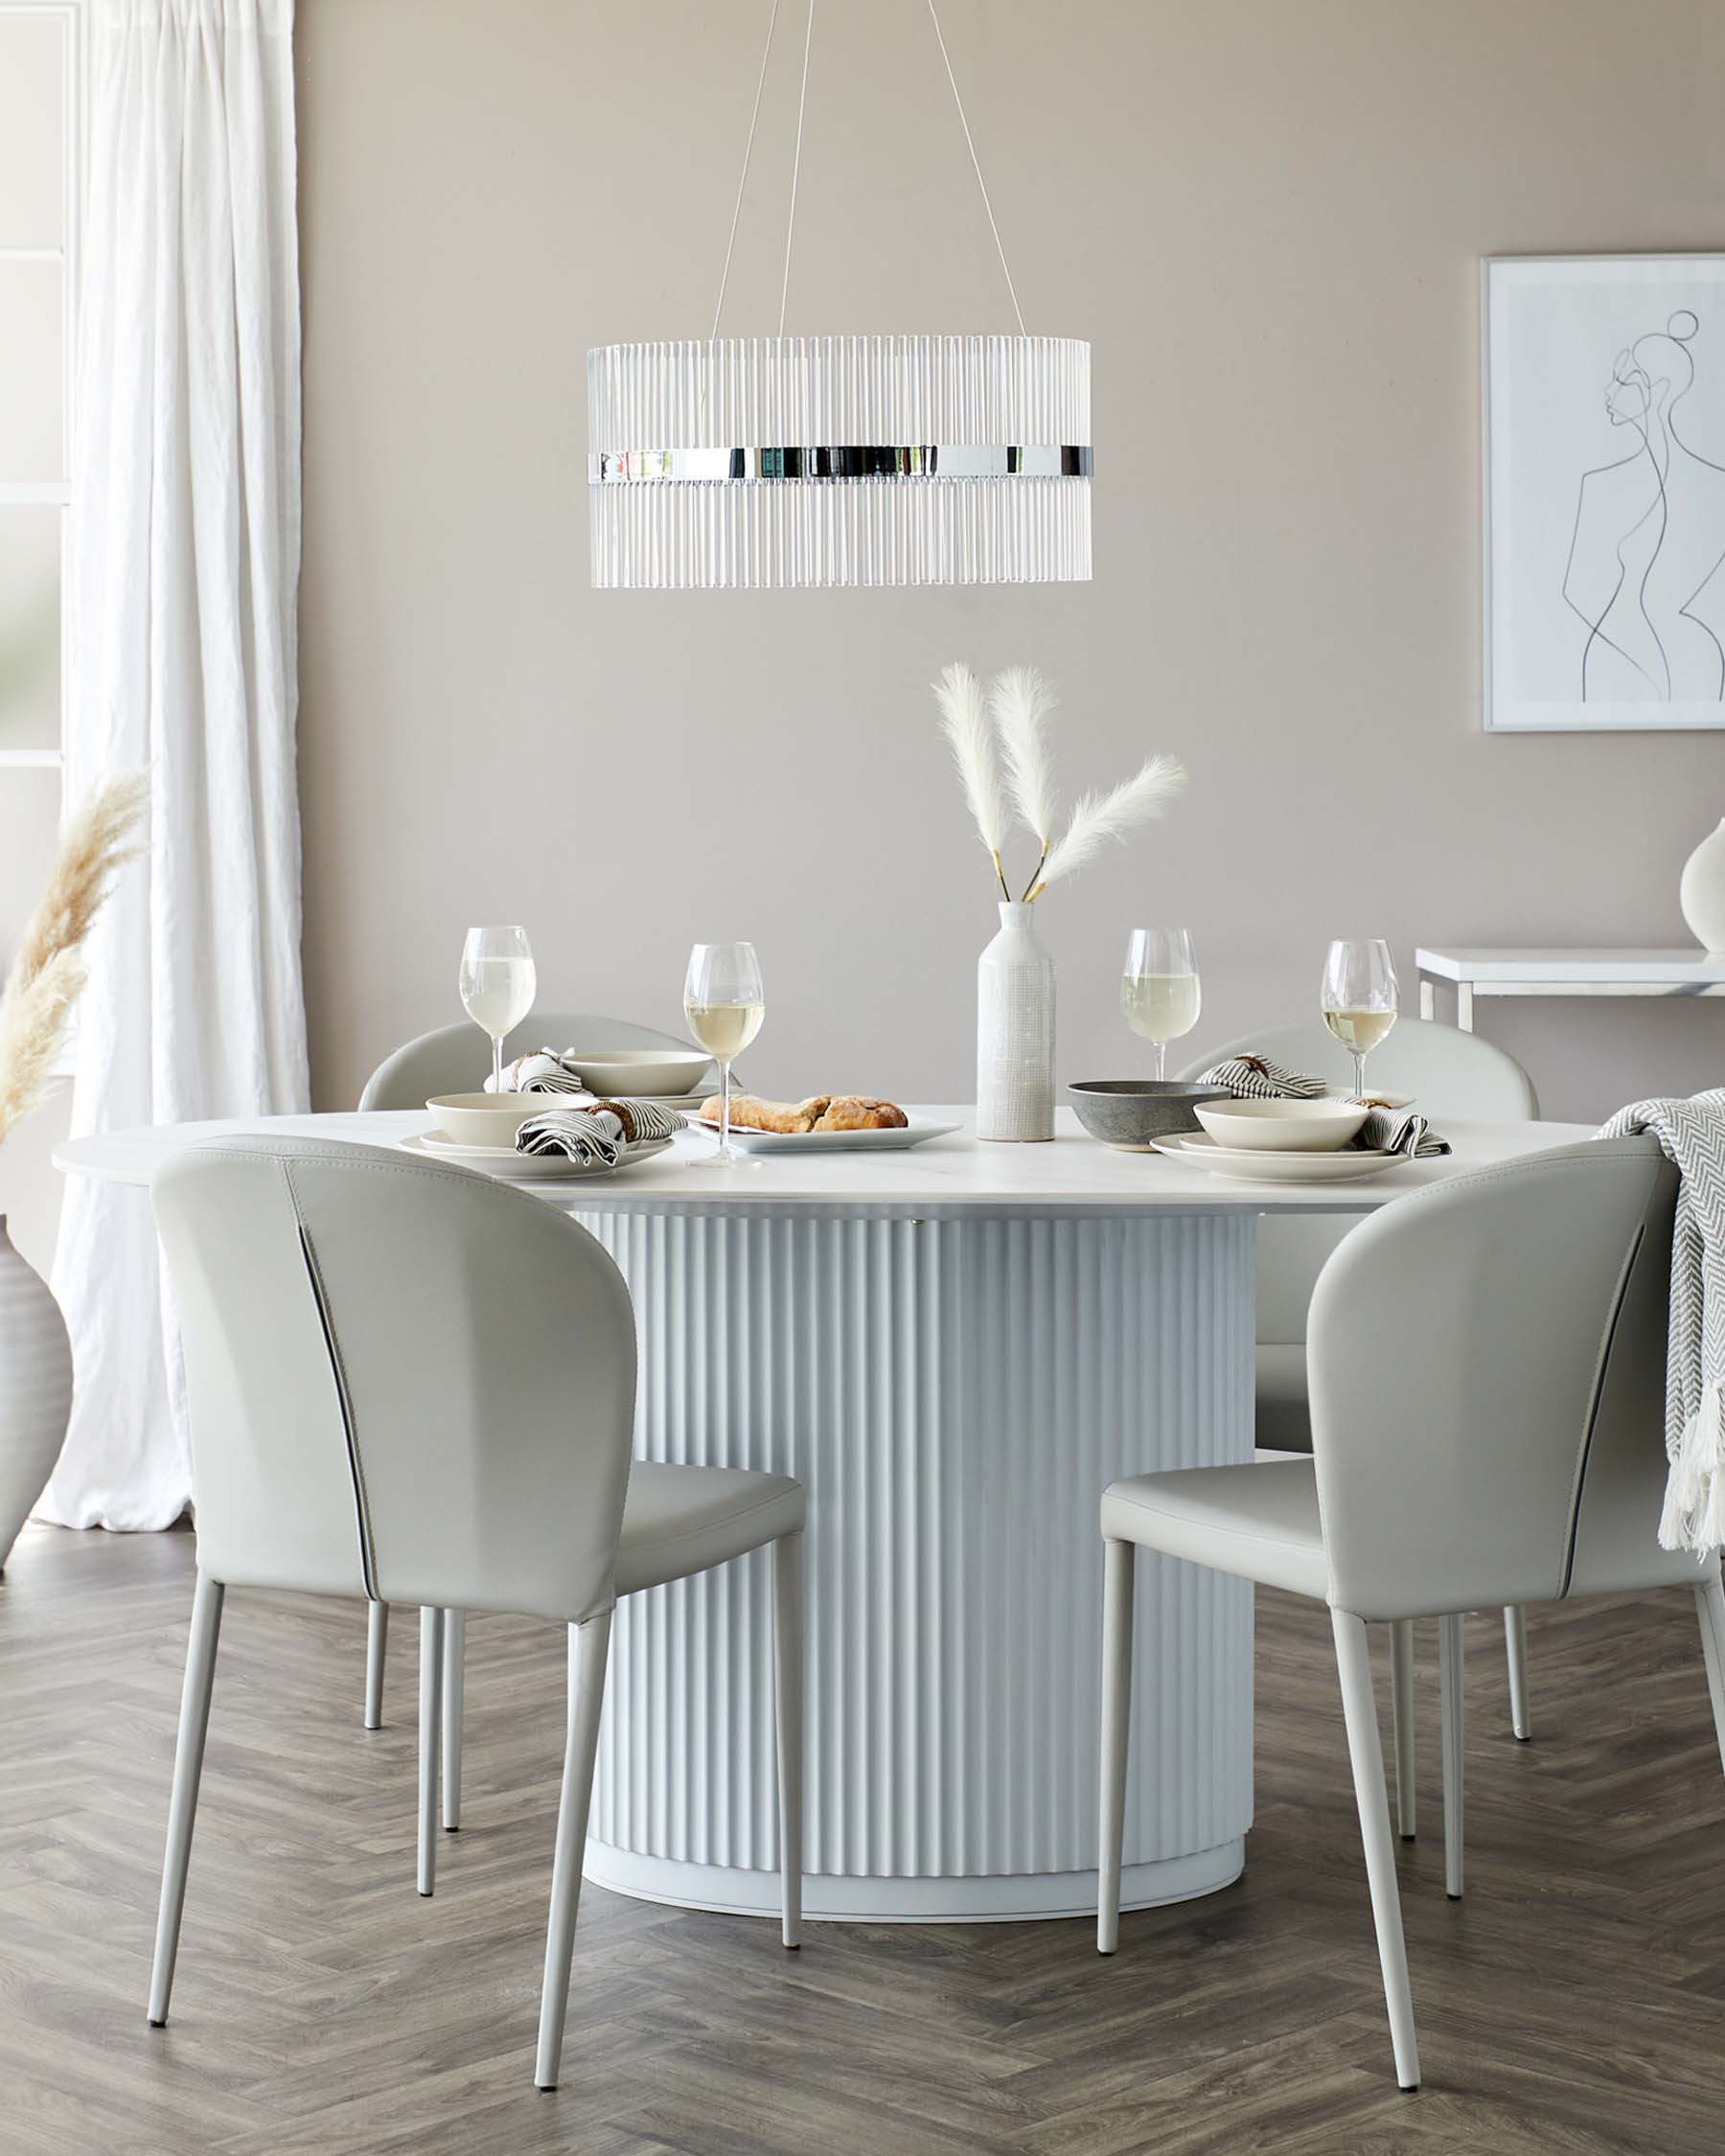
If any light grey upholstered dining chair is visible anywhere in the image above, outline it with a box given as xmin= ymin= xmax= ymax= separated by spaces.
xmin=356 ymin=1010 xmax=711 ymax=1751
xmin=1095 ymin=1135 xmax=1724 ymax=2091
xmin=1178 ymin=1017 xmax=1541 ymax=1794
xmin=147 ymin=1135 xmax=804 ymax=2090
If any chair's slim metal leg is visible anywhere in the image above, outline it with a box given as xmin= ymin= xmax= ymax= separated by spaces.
xmin=1332 ymin=1609 xmax=1420 ymax=2091
xmin=364 ymin=1600 xmax=388 ymax=1730
xmin=149 ymin=1571 xmax=225 ymax=2026
xmin=1390 ymin=1619 xmax=1416 ymax=1840
xmin=536 ymin=1611 xmax=612 ymax=2091
xmin=1693 ymin=1578 xmax=1725 ymax=1778
xmin=1504 ymin=1604 xmax=1530 ymax=1741
xmin=1097 ymin=1537 xmax=1136 ymax=1955
xmin=772 ymin=1534 xmax=804 ymax=1949
xmin=1438 ymin=1613 xmax=1465 ymax=1899
xmin=442 ymin=1610 xmax=466 ymax=1832
xmin=418 ymin=1607 xmax=444 ymax=1897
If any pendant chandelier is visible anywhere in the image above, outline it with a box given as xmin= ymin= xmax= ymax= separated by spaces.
xmin=587 ymin=0 xmax=1092 ymax=591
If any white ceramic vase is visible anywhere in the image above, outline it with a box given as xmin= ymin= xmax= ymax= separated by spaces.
xmin=1680 ymin=818 xmax=1725 ymax=952
xmin=0 ymin=1216 xmax=73 ymax=1575
xmin=977 ymin=902 xmax=1056 ymax=1142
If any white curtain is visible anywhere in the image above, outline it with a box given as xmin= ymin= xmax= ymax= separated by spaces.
xmin=40 ymin=0 xmax=308 ymax=1530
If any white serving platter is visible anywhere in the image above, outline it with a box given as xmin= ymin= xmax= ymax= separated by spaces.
xmin=400 ymin=1132 xmax=674 ymax=1181
xmin=687 ymin=1113 xmax=961 ymax=1156
xmin=1150 ymin=1134 xmax=1401 ymax=1185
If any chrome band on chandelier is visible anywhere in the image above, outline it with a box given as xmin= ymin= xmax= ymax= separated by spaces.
xmin=590 ymin=445 xmax=1093 ymax=483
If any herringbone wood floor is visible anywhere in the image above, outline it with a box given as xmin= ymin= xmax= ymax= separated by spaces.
xmin=5 ymin=1521 xmax=1725 ymax=2154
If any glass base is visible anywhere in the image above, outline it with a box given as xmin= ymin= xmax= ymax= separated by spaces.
xmin=687 ymin=1145 xmax=763 ymax=1169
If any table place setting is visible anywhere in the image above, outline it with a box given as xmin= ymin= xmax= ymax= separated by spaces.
xmin=407 ymin=926 xmax=946 ymax=1184
xmin=1071 ymin=934 xmax=1445 ymax=1187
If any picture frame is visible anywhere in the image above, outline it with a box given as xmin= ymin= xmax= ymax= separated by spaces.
xmin=1484 ymin=252 xmax=1725 ymax=731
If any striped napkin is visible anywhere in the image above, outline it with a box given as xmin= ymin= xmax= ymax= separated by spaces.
xmin=488 ymin=1049 xmax=591 ymax=1096
xmin=1197 ymin=1054 xmax=1447 ymax=1159
xmin=516 ymin=1098 xmax=686 ymax=1166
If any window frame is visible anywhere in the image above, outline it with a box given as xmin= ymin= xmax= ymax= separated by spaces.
xmin=0 ymin=0 xmax=84 ymax=778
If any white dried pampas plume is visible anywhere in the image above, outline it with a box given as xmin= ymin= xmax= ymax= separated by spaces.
xmin=933 ymin=662 xmax=1010 ymax=899
xmin=0 ymin=769 xmax=150 ymax=1147
xmin=1030 ymin=753 xmax=1187 ymax=900
xmin=989 ymin=666 xmax=1059 ymax=888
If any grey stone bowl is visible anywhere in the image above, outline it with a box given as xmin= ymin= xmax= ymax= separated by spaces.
xmin=1067 ymin=1078 xmax=1232 ymax=1151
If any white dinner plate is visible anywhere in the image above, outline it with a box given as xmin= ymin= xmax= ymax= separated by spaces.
xmin=1150 ymin=1134 xmax=1402 ymax=1184
xmin=400 ymin=1132 xmax=674 ymax=1181
xmin=687 ymin=1113 xmax=961 ymax=1155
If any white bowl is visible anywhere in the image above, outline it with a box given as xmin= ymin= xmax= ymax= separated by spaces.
xmin=563 ymin=1048 xmax=714 ymax=1097
xmin=1193 ymin=1099 xmax=1368 ymax=1153
xmin=426 ymin=1092 xmax=542 ymax=1147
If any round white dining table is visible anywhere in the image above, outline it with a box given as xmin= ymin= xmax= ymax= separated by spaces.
xmin=58 ymin=1106 xmax=1592 ymax=1924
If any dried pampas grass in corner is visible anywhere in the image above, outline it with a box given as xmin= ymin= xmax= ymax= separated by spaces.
xmin=0 ymin=770 xmax=150 ymax=1147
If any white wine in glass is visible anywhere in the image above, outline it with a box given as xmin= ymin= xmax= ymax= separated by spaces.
xmin=460 ymin=925 xmax=536 ymax=1095
xmin=1122 ymin=928 xmax=1201 ymax=1080
xmin=684 ymin=941 xmax=765 ymax=1166
xmin=1321 ymin=938 xmax=1398 ymax=1097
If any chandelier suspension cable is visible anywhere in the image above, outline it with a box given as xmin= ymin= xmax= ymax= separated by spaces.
xmin=778 ymin=0 xmax=816 ymax=336
xmin=710 ymin=0 xmax=783 ymax=339
xmin=924 ymin=0 xmax=1027 ymax=335
xmin=713 ymin=0 xmax=1027 ymax=345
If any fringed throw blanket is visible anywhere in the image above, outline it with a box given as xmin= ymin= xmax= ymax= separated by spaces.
xmin=1597 ymin=1089 xmax=1725 ymax=1555
xmin=1197 ymin=1054 xmax=1448 ymax=1160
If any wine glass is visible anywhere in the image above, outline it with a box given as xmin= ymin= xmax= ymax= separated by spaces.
xmin=684 ymin=941 xmax=765 ymax=1166
xmin=1321 ymin=938 xmax=1398 ymax=1098
xmin=459 ymin=925 xmax=536 ymax=1095
xmin=1121 ymin=928 xmax=1201 ymax=1081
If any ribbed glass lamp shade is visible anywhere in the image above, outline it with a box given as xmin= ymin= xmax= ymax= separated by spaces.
xmin=587 ymin=334 xmax=1091 ymax=590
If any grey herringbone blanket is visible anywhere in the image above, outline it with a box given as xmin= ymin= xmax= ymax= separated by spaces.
xmin=1598 ymin=1089 xmax=1725 ymax=1555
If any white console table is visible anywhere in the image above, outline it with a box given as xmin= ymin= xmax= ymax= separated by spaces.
xmin=1416 ymin=947 xmax=1725 ymax=1030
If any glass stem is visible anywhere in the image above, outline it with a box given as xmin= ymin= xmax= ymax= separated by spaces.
xmin=1352 ymin=1050 xmax=1367 ymax=1099
xmin=492 ymin=1034 xmax=504 ymax=1093
xmin=721 ymin=1059 xmax=732 ymax=1158
xmin=1153 ymin=1041 xmax=1166 ymax=1082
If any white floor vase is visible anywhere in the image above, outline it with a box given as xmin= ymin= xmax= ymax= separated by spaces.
xmin=0 ymin=1217 xmax=74 ymax=1574
xmin=977 ymin=902 xmax=1056 ymax=1141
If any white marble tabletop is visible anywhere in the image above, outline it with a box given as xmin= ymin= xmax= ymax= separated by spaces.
xmin=56 ymin=1107 xmax=1597 ymax=1217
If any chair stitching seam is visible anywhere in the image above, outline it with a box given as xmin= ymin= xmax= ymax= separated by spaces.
xmin=622 ymin=1486 xmax=803 ymax=1574
xmin=281 ymin=1158 xmax=380 ymax=1602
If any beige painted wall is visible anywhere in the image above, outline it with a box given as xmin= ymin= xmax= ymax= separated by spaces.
xmin=295 ymin=0 xmax=1725 ymax=1125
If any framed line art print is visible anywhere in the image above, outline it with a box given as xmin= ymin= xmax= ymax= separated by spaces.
xmin=1484 ymin=253 xmax=1725 ymax=731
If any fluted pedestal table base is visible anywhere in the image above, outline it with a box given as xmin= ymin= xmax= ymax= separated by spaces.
xmin=574 ymin=1204 xmax=1255 ymax=1923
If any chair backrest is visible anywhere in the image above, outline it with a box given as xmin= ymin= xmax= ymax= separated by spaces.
xmin=151 ymin=1135 xmax=637 ymax=1623
xmin=1306 ymin=1135 xmax=1700 ymax=1620
xmin=358 ymin=1013 xmax=699 ymax=1112
xmin=1176 ymin=1019 xmax=1540 ymax=1344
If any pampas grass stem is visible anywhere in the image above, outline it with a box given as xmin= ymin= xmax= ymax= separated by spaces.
xmin=990 ymin=666 xmax=1059 ymax=866
xmin=934 ymin=662 xmax=1011 ymax=899
xmin=0 ymin=769 xmax=150 ymax=1146
xmin=1028 ymin=754 xmax=1186 ymax=900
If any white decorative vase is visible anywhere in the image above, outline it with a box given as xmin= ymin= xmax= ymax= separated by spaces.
xmin=977 ymin=902 xmax=1056 ymax=1141
xmin=0 ymin=1216 xmax=73 ymax=1575
xmin=1680 ymin=818 xmax=1725 ymax=952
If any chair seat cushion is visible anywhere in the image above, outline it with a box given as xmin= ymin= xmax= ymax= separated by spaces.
xmin=615 ymin=1462 xmax=805 ymax=1597
xmin=1101 ymin=1458 xmax=1329 ymax=1599
xmin=1256 ymin=1343 xmax=1313 ymax=1454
